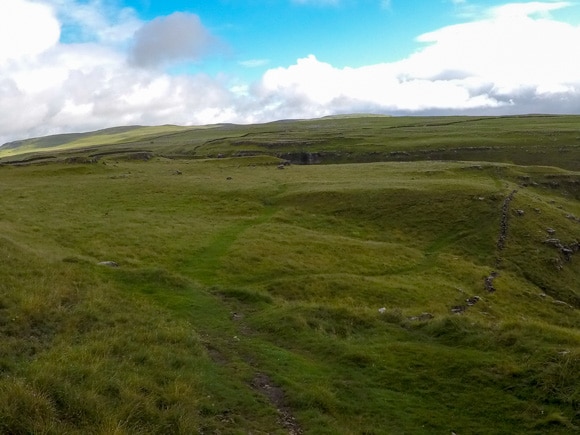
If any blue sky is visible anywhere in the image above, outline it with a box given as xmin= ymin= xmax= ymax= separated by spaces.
xmin=1 ymin=0 xmax=580 ymax=143
xmin=116 ymin=0 xmax=491 ymax=77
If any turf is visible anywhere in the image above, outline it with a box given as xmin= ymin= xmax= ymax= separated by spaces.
xmin=0 ymin=116 xmax=578 ymax=434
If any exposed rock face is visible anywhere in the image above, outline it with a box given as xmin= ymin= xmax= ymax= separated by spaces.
xmin=277 ymin=152 xmax=322 ymax=165
xmin=65 ymin=156 xmax=97 ymax=164
xmin=451 ymin=296 xmax=482 ymax=314
xmin=484 ymin=272 xmax=498 ymax=293
xmin=98 ymin=261 xmax=119 ymax=267
xmin=466 ymin=296 xmax=481 ymax=306
xmin=544 ymin=238 xmax=580 ymax=262
xmin=408 ymin=312 xmax=434 ymax=321
xmin=124 ymin=152 xmax=153 ymax=161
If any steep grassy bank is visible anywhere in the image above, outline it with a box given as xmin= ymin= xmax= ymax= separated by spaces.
xmin=0 ymin=151 xmax=578 ymax=433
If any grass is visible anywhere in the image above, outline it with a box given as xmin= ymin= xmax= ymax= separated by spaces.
xmin=0 ymin=116 xmax=578 ymax=433
xmin=3 ymin=115 xmax=580 ymax=170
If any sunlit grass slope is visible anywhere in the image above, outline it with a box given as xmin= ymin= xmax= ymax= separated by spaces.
xmin=2 ymin=115 xmax=580 ymax=171
xmin=0 ymin=125 xmax=193 ymax=157
xmin=0 ymin=150 xmax=578 ymax=433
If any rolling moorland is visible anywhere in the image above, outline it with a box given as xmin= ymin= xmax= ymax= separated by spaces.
xmin=0 ymin=115 xmax=578 ymax=434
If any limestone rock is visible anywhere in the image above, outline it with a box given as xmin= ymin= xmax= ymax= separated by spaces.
xmin=98 ymin=261 xmax=119 ymax=267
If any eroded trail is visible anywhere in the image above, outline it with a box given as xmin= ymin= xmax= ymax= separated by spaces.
xmin=201 ymin=309 xmax=304 ymax=435
xmin=251 ymin=373 xmax=303 ymax=435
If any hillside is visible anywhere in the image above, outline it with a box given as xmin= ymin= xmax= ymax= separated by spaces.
xmin=0 ymin=115 xmax=578 ymax=434
xmin=2 ymin=115 xmax=580 ymax=171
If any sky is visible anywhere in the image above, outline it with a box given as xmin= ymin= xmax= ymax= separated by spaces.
xmin=1 ymin=0 xmax=580 ymax=144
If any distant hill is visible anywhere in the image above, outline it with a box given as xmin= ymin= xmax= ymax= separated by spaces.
xmin=321 ymin=113 xmax=392 ymax=119
xmin=1 ymin=126 xmax=145 ymax=150
xmin=0 ymin=125 xmax=193 ymax=156
xmin=1 ymin=115 xmax=579 ymax=172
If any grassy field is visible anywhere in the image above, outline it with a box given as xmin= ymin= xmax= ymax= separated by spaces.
xmin=0 ymin=116 xmax=579 ymax=434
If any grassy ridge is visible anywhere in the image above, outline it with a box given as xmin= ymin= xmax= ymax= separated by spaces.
xmin=2 ymin=115 xmax=580 ymax=170
xmin=0 ymin=125 xmax=192 ymax=155
xmin=0 ymin=117 xmax=579 ymax=433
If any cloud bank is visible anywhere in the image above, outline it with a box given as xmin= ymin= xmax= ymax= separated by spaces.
xmin=1 ymin=0 xmax=579 ymax=145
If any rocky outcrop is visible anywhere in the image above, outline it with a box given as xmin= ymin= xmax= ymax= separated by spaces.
xmin=484 ymin=272 xmax=498 ymax=293
xmin=64 ymin=156 xmax=97 ymax=164
xmin=451 ymin=296 xmax=482 ymax=314
xmin=544 ymin=238 xmax=580 ymax=262
xmin=97 ymin=261 xmax=119 ymax=267
xmin=408 ymin=312 xmax=434 ymax=321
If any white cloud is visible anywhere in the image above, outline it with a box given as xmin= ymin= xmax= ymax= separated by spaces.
xmin=41 ymin=0 xmax=141 ymax=45
xmin=0 ymin=0 xmax=60 ymax=64
xmin=254 ymin=55 xmax=502 ymax=117
xmin=254 ymin=1 xmax=580 ymax=116
xmin=0 ymin=1 xmax=234 ymax=144
xmin=489 ymin=1 xmax=571 ymax=18
xmin=411 ymin=2 xmax=580 ymax=92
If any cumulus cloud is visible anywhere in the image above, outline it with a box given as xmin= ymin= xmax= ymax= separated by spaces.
xmin=253 ymin=55 xmax=502 ymax=119
xmin=129 ymin=12 xmax=219 ymax=68
xmin=0 ymin=0 xmax=60 ymax=64
xmin=255 ymin=1 xmax=580 ymax=116
xmin=0 ymin=1 xmax=233 ymax=144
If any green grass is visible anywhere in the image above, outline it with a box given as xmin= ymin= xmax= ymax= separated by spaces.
xmin=3 ymin=115 xmax=580 ymax=170
xmin=0 ymin=117 xmax=578 ymax=433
